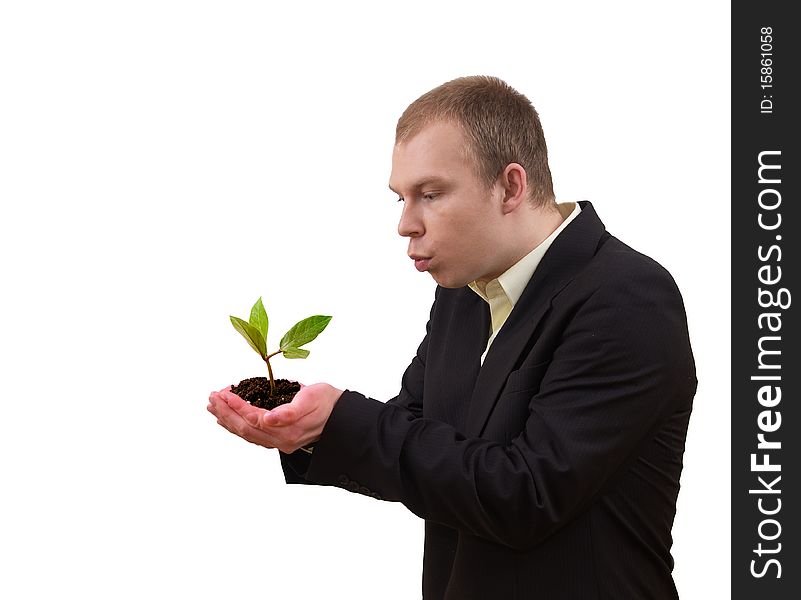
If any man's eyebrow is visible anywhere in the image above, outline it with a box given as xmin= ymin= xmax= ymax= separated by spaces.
xmin=388 ymin=176 xmax=449 ymax=194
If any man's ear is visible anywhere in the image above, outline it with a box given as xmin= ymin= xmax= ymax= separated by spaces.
xmin=498 ymin=163 xmax=528 ymax=215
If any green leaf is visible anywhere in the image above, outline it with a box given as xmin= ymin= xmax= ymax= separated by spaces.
xmin=248 ymin=297 xmax=269 ymax=343
xmin=282 ymin=347 xmax=310 ymax=359
xmin=230 ymin=315 xmax=266 ymax=357
xmin=279 ymin=315 xmax=332 ymax=352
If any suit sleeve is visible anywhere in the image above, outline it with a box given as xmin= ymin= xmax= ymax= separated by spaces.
xmin=302 ymin=267 xmax=697 ymax=550
xmin=278 ymin=287 xmax=438 ymax=483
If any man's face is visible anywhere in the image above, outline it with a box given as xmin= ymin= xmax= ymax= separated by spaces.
xmin=389 ymin=121 xmax=505 ymax=288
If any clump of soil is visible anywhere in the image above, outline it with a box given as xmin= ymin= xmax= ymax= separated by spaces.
xmin=230 ymin=377 xmax=301 ymax=410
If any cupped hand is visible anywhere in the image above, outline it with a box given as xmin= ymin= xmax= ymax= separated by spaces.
xmin=207 ymin=386 xmax=278 ymax=449
xmin=207 ymin=382 xmax=343 ymax=453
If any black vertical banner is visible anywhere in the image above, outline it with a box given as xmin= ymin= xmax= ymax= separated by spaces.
xmin=732 ymin=2 xmax=799 ymax=599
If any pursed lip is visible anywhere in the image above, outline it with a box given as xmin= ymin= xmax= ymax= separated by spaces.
xmin=409 ymin=254 xmax=432 ymax=272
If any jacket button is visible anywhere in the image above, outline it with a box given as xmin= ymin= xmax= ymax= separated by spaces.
xmin=337 ymin=475 xmax=349 ymax=486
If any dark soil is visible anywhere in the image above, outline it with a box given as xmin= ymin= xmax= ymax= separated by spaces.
xmin=230 ymin=377 xmax=301 ymax=410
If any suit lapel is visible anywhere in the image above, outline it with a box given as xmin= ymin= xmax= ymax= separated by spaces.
xmin=465 ymin=201 xmax=608 ymax=438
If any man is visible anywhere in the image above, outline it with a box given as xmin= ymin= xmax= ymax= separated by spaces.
xmin=208 ymin=76 xmax=697 ymax=599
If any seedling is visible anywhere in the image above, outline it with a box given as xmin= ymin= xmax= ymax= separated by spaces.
xmin=229 ymin=297 xmax=331 ymax=408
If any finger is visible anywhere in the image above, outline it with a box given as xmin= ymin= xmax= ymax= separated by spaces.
xmin=262 ymin=402 xmax=317 ymax=429
xmin=263 ymin=404 xmax=304 ymax=427
xmin=219 ymin=390 xmax=247 ymax=409
xmin=220 ymin=391 xmax=265 ymax=427
xmin=207 ymin=395 xmax=223 ymax=415
xmin=209 ymin=400 xmax=238 ymax=435
xmin=210 ymin=396 xmax=280 ymax=448
xmin=221 ymin=389 xmax=245 ymax=403
xmin=208 ymin=393 xmax=234 ymax=414
xmin=261 ymin=408 xmax=285 ymax=427
xmin=219 ymin=390 xmax=262 ymax=422
xmin=219 ymin=414 xmax=278 ymax=448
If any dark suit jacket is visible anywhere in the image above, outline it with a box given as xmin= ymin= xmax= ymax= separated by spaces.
xmin=281 ymin=201 xmax=697 ymax=599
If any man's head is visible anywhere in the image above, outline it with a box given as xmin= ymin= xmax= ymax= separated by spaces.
xmin=395 ymin=75 xmax=554 ymax=208
xmin=389 ymin=76 xmax=561 ymax=288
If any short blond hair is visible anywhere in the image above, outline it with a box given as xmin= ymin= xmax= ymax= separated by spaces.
xmin=396 ymin=76 xmax=555 ymax=207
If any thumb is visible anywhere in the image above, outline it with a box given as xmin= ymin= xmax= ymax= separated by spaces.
xmin=262 ymin=405 xmax=293 ymax=427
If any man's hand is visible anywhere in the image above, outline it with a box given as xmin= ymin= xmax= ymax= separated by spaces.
xmin=207 ymin=383 xmax=344 ymax=454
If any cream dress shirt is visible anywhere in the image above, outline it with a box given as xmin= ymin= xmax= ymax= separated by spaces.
xmin=468 ymin=202 xmax=581 ymax=365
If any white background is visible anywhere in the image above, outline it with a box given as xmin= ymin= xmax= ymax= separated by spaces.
xmin=0 ymin=1 xmax=729 ymax=598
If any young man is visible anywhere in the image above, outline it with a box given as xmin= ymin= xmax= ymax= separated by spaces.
xmin=208 ymin=76 xmax=697 ymax=599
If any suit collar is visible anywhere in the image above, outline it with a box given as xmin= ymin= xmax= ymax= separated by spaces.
xmin=464 ymin=200 xmax=607 ymax=437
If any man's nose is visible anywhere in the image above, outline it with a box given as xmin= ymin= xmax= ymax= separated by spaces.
xmin=397 ymin=203 xmax=422 ymax=238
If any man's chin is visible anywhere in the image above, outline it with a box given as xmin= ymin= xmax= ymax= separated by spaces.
xmin=429 ymin=271 xmax=470 ymax=289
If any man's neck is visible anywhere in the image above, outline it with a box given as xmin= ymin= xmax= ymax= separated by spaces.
xmin=475 ymin=202 xmax=570 ymax=286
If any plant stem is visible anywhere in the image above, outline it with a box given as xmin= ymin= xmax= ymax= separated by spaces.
xmin=264 ymin=355 xmax=276 ymax=397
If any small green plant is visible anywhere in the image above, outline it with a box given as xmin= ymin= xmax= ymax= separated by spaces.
xmin=230 ymin=297 xmax=332 ymax=397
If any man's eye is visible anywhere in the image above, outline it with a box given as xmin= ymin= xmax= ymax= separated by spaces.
xmin=423 ymin=193 xmax=438 ymax=201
